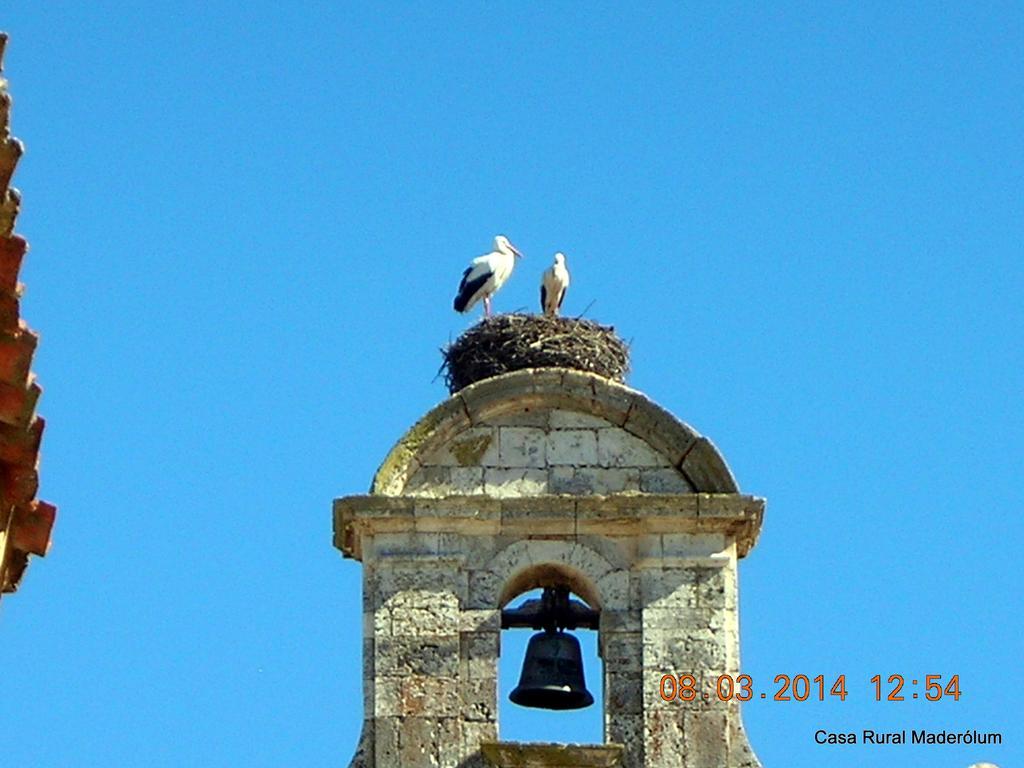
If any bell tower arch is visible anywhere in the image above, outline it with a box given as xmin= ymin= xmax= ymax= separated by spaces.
xmin=335 ymin=368 xmax=765 ymax=767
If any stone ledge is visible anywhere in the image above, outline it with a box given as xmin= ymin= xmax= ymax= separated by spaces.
xmin=334 ymin=493 xmax=764 ymax=561
xmin=481 ymin=741 xmax=624 ymax=768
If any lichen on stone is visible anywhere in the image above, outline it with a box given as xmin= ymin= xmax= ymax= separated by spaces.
xmin=449 ymin=434 xmax=493 ymax=466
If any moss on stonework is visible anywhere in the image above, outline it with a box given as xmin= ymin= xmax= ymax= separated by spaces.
xmin=449 ymin=434 xmax=493 ymax=466
xmin=372 ymin=399 xmax=467 ymax=493
xmin=369 ymin=443 xmax=414 ymax=494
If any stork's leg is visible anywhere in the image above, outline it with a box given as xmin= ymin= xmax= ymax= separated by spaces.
xmin=484 ymin=296 xmax=492 ymax=318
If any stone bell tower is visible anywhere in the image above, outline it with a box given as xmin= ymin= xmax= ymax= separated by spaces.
xmin=335 ymin=367 xmax=765 ymax=767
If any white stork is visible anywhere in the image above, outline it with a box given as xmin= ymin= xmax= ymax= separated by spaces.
xmin=453 ymin=235 xmax=523 ymax=317
xmin=540 ymin=252 xmax=570 ymax=316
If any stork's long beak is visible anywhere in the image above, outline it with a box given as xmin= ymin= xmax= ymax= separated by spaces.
xmin=510 ymin=244 xmax=523 ymax=258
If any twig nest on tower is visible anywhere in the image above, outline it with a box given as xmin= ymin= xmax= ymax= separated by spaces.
xmin=442 ymin=313 xmax=630 ymax=393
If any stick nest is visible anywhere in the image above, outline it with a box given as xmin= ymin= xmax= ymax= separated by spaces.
xmin=442 ymin=314 xmax=630 ymax=393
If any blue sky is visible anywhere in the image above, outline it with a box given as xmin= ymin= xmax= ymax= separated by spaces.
xmin=2 ymin=3 xmax=1021 ymax=767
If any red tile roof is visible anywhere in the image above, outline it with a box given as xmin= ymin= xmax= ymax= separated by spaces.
xmin=0 ymin=33 xmax=56 ymax=597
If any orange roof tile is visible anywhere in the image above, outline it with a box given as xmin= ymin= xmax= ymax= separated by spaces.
xmin=0 ymin=32 xmax=55 ymax=597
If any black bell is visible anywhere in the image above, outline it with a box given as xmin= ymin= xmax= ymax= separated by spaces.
xmin=509 ymin=630 xmax=595 ymax=710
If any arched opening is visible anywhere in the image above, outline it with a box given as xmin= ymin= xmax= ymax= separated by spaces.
xmin=498 ymin=584 xmax=604 ymax=744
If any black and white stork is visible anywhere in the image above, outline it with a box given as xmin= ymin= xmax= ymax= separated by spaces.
xmin=540 ymin=252 xmax=570 ymax=317
xmin=453 ymin=235 xmax=523 ymax=317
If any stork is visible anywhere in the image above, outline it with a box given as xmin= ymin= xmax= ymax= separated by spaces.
xmin=453 ymin=235 xmax=523 ymax=317
xmin=540 ymin=252 xmax=570 ymax=317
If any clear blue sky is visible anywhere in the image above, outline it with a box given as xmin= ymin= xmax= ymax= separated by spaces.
xmin=2 ymin=4 xmax=1021 ymax=767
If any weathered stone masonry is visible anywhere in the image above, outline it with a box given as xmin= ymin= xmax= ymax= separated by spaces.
xmin=335 ymin=368 xmax=765 ymax=767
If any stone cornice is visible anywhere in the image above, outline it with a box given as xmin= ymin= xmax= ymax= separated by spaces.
xmin=334 ymin=493 xmax=764 ymax=561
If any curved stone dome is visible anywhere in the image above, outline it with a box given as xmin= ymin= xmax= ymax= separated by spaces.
xmin=371 ymin=368 xmax=738 ymax=496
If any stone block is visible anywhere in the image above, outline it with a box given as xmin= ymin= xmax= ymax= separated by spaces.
xmin=371 ymin=531 xmax=440 ymax=558
xmin=571 ymin=467 xmax=640 ymax=494
xmin=380 ymin=587 xmax=439 ymax=610
xmin=696 ymin=495 xmax=761 ymax=520
xmin=371 ymin=608 xmax=392 ymax=638
xmin=499 ymin=497 xmax=576 ymax=536
xmin=424 ymin=427 xmax=498 ymax=467
xmin=547 ymin=466 xmax=589 ymax=494
xmin=375 ymin=635 xmax=460 ymax=677
xmin=547 ymin=542 xmax=611 ymax=586
xmin=527 ymin=538 xmax=581 ymax=569
xmin=448 ymin=466 xmax=486 ymax=493
xmin=483 ymin=468 xmax=548 ymax=497
xmin=640 ymin=467 xmax=692 ymax=493
xmin=467 ymin=569 xmax=502 ymax=609
xmin=372 ymin=564 xmax=467 ymax=604
xmin=556 ymin=369 xmax=635 ymax=426
xmin=606 ymin=670 xmax=643 ymax=714
xmin=497 ymin=426 xmax=547 ymax=467
xmin=362 ymin=574 xmax=376 ymax=613
xmin=597 ymin=428 xmax=667 ymax=468
xmin=480 ymin=742 xmax=625 ymax=768
xmin=434 ymin=534 xmax=473 ymax=560
xmin=461 ymin=721 xmax=498 ymax=766
xmin=574 ymin=534 xmax=632 ymax=573
xmin=391 ymin=603 xmax=461 ymax=637
xmin=459 ymin=608 xmax=500 ymax=632
xmin=549 ymin=409 xmax=611 ymax=429
xmin=375 ymin=674 xmax=460 ymax=717
xmin=693 ymin=567 xmax=735 ymax=610
xmin=639 ymin=568 xmax=700 ymax=609
xmin=724 ymin=628 xmax=741 ymax=671
xmin=372 ymin=677 xmax=402 ymax=718
xmin=622 ymin=397 xmax=696 ymax=467
xmin=728 ymin=726 xmax=764 ymax=768
xmin=644 ymin=708 xmax=686 ymax=765
xmin=642 ymin=605 xmax=718 ymax=632
xmin=679 ymin=437 xmax=738 ymax=493
xmin=479 ymin=406 xmax=551 ymax=429
xmin=371 ymin=446 xmax=419 ymax=497
xmin=461 ymin=631 xmax=500 ymax=679
xmin=684 ymin=711 xmax=729 ymax=768
xmin=398 ymin=716 xmax=462 ymax=768
xmin=406 ymin=466 xmax=489 ymax=498
xmin=487 ymin=540 xmax=535 ymax=578
xmin=372 ymin=717 xmax=400 ymax=768
xmin=405 ymin=465 xmax=451 ymax=496
xmin=643 ymin=631 xmax=726 ymax=671
xmin=605 ymin=714 xmax=643 ymax=768
xmin=600 ymin=630 xmax=642 ymax=670
xmin=635 ymin=534 xmax=663 ymax=563
xmin=662 ymin=533 xmax=727 ymax=560
xmin=546 ymin=428 xmax=599 ymax=465
xmin=363 ymin=636 xmax=375 ymax=676
xmin=458 ymin=370 xmax=540 ymax=422
xmin=461 ymin=676 xmax=497 ymax=721
xmin=411 ymin=499 xmax=499 ymax=528
xmin=601 ymin=609 xmax=642 ymax=633
xmin=575 ymin=511 xmax=642 ymax=537
xmin=596 ymin=569 xmax=629 ymax=607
